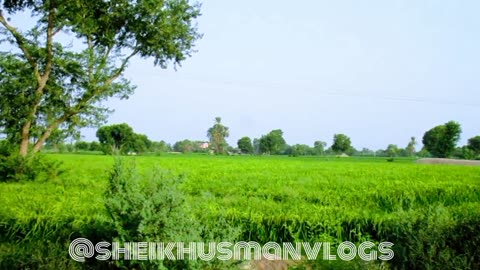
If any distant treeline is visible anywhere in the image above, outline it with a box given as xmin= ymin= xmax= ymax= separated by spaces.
xmin=35 ymin=120 xmax=479 ymax=160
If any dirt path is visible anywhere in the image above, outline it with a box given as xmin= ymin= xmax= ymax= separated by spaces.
xmin=416 ymin=158 xmax=480 ymax=166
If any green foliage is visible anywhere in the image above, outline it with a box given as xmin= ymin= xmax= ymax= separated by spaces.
xmin=74 ymin=141 xmax=90 ymax=151
xmin=287 ymin=144 xmax=312 ymax=157
xmin=96 ymin=123 xmax=152 ymax=155
xmin=331 ymin=133 xmax=352 ymax=154
xmin=132 ymin=133 xmax=153 ymax=154
xmin=1 ymin=154 xmax=479 ymax=269
xmin=453 ymin=146 xmax=476 ymax=160
xmin=0 ymin=142 xmax=63 ymax=182
xmin=207 ymin=117 xmax=229 ymax=154
xmin=253 ymin=138 xmax=261 ymax=154
xmin=237 ymin=136 xmax=253 ymax=154
xmin=417 ymin=147 xmax=432 ymax=158
xmin=258 ymin=129 xmax=286 ymax=155
xmin=386 ymin=144 xmax=398 ymax=158
xmin=313 ymin=140 xmax=327 ymax=155
xmin=105 ymin=158 xmax=201 ymax=269
xmin=150 ymin=140 xmax=172 ymax=154
xmin=173 ymin=139 xmax=197 ymax=153
xmin=406 ymin=136 xmax=417 ymax=156
xmin=89 ymin=141 xmax=102 ymax=151
xmin=357 ymin=148 xmax=375 ymax=156
xmin=0 ymin=53 xmax=37 ymax=144
xmin=422 ymin=121 xmax=462 ymax=158
xmin=96 ymin=123 xmax=135 ymax=154
xmin=0 ymin=0 xmax=201 ymax=155
xmin=468 ymin=136 xmax=480 ymax=156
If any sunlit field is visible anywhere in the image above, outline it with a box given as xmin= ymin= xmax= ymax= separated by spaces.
xmin=1 ymin=154 xmax=479 ymax=269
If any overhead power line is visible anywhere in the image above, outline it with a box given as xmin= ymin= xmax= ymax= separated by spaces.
xmin=153 ymin=71 xmax=480 ymax=108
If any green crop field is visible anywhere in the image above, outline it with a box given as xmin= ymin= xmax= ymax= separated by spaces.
xmin=1 ymin=154 xmax=480 ymax=269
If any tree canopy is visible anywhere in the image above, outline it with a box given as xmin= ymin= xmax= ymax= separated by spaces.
xmin=467 ymin=136 xmax=480 ymax=156
xmin=406 ymin=137 xmax=417 ymax=156
xmin=207 ymin=117 xmax=229 ymax=154
xmin=287 ymin=144 xmax=312 ymax=157
xmin=237 ymin=136 xmax=253 ymax=154
xmin=96 ymin=123 xmax=151 ymax=154
xmin=258 ymin=129 xmax=286 ymax=155
xmin=331 ymin=134 xmax=352 ymax=154
xmin=422 ymin=121 xmax=461 ymax=158
xmin=386 ymin=144 xmax=398 ymax=158
xmin=313 ymin=140 xmax=327 ymax=155
xmin=0 ymin=0 xmax=201 ymax=156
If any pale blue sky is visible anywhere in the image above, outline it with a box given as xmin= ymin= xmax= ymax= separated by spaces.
xmin=6 ymin=1 xmax=480 ymax=150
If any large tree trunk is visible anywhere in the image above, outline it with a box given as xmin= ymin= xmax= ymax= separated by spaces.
xmin=32 ymin=131 xmax=51 ymax=153
xmin=19 ymin=121 xmax=32 ymax=157
xmin=4 ymin=6 xmax=54 ymax=157
xmin=32 ymin=119 xmax=63 ymax=153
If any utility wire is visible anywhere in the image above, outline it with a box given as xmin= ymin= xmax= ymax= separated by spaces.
xmin=151 ymin=71 xmax=480 ymax=108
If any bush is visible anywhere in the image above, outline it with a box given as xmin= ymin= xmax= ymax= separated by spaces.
xmin=104 ymin=159 xmax=242 ymax=269
xmin=0 ymin=143 xmax=63 ymax=182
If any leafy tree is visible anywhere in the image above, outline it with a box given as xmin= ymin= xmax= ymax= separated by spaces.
xmin=43 ymin=129 xmax=68 ymax=151
xmin=226 ymin=145 xmax=238 ymax=154
xmin=406 ymin=137 xmax=417 ymax=156
xmin=151 ymin=140 xmax=171 ymax=153
xmin=467 ymin=136 xmax=480 ymax=155
xmin=253 ymin=138 xmax=260 ymax=154
xmin=89 ymin=141 xmax=101 ymax=151
xmin=288 ymin=144 xmax=312 ymax=157
xmin=207 ymin=117 xmax=229 ymax=154
xmin=453 ymin=146 xmax=476 ymax=160
xmin=417 ymin=147 xmax=431 ymax=158
xmin=422 ymin=121 xmax=461 ymax=158
xmin=375 ymin=149 xmax=387 ymax=157
xmin=66 ymin=143 xmax=74 ymax=152
xmin=386 ymin=144 xmax=399 ymax=158
xmin=313 ymin=140 xmax=327 ymax=155
xmin=259 ymin=129 xmax=286 ymax=155
xmin=237 ymin=136 xmax=253 ymax=154
xmin=331 ymin=134 xmax=352 ymax=154
xmin=0 ymin=0 xmax=201 ymax=157
xmin=74 ymin=141 xmax=89 ymax=151
xmin=173 ymin=139 xmax=195 ymax=153
xmin=359 ymin=148 xmax=375 ymax=156
xmin=96 ymin=123 xmax=136 ymax=154
xmin=130 ymin=134 xmax=152 ymax=154
xmin=397 ymin=148 xmax=409 ymax=157
xmin=96 ymin=126 xmax=150 ymax=154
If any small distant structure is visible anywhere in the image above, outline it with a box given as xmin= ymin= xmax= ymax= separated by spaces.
xmin=336 ymin=153 xmax=349 ymax=158
xmin=199 ymin=142 xmax=210 ymax=150
xmin=127 ymin=151 xmax=137 ymax=156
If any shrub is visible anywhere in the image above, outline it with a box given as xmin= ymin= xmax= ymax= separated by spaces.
xmin=0 ymin=142 xmax=63 ymax=182
xmin=104 ymin=159 xmax=242 ymax=269
xmin=104 ymin=159 xmax=201 ymax=269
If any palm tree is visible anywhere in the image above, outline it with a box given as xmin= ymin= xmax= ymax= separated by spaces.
xmin=207 ymin=117 xmax=229 ymax=154
xmin=407 ymin=136 xmax=417 ymax=156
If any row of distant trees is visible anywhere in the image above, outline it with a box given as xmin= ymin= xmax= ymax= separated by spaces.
xmin=45 ymin=119 xmax=480 ymax=159
xmin=213 ymin=118 xmax=479 ymax=159
xmin=43 ymin=123 xmax=170 ymax=154
xmin=236 ymin=133 xmax=417 ymax=157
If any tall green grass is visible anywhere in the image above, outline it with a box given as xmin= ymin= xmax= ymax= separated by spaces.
xmin=0 ymin=154 xmax=479 ymax=269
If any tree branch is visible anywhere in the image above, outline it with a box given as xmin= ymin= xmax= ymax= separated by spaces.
xmin=105 ymin=49 xmax=138 ymax=85
xmin=33 ymin=46 xmax=138 ymax=152
xmin=38 ymin=0 xmax=56 ymax=89
xmin=86 ymin=35 xmax=94 ymax=79
xmin=0 ymin=10 xmax=40 ymax=80
xmin=32 ymin=113 xmax=70 ymax=152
